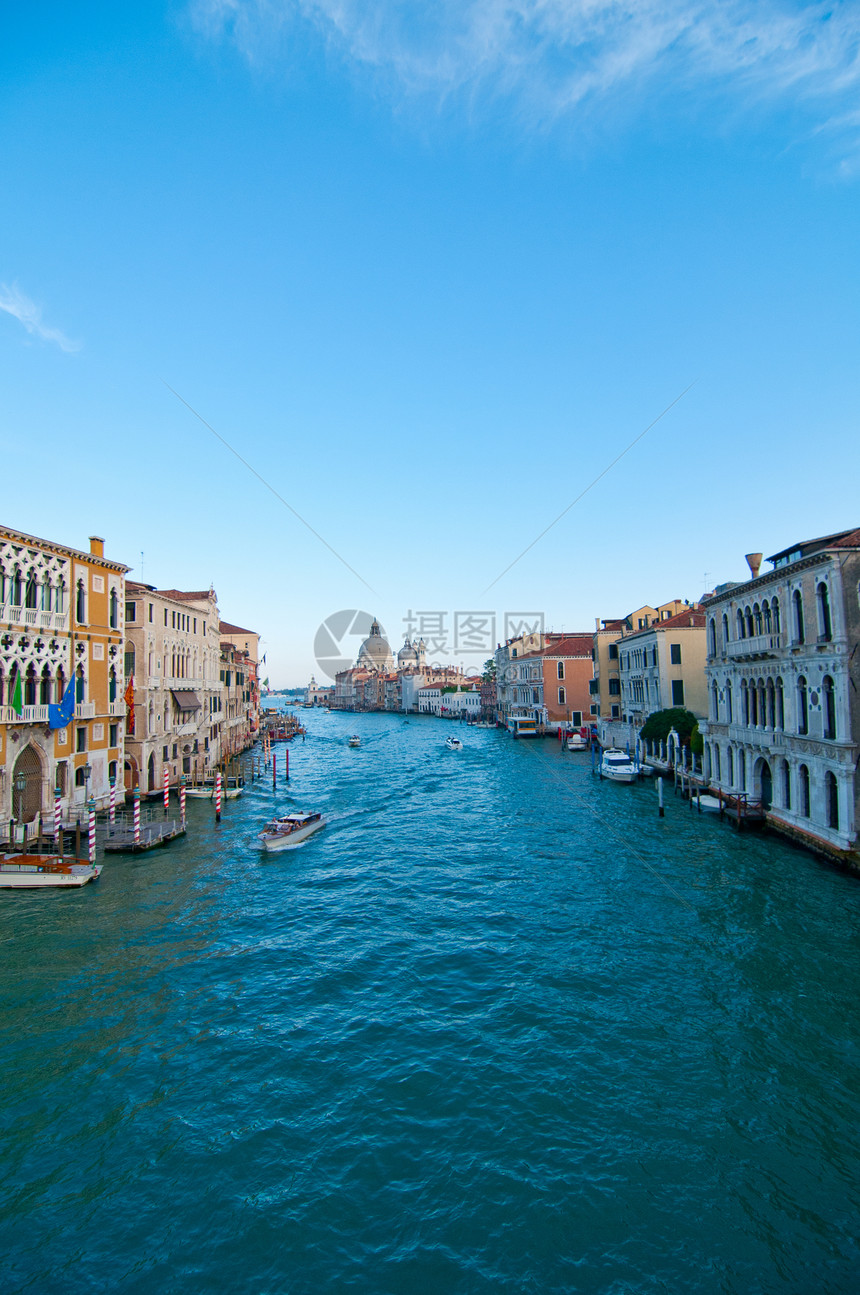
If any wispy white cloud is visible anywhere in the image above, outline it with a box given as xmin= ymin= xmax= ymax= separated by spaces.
xmin=190 ymin=1 xmax=860 ymax=141
xmin=0 ymin=283 xmax=80 ymax=352
xmin=0 ymin=283 xmax=81 ymax=353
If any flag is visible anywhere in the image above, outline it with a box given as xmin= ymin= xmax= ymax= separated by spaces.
xmin=263 ymin=677 xmax=270 ymax=689
xmin=48 ymin=678 xmax=76 ymax=730
xmin=261 ymin=653 xmax=267 ymax=664
xmin=11 ymin=670 xmax=23 ymax=717
xmin=124 ymin=678 xmax=135 ymax=736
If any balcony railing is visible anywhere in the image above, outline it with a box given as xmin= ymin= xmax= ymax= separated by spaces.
xmin=109 ymin=700 xmax=127 ymax=717
xmin=0 ymin=704 xmax=50 ymax=724
xmin=75 ymin=702 xmax=96 ymax=719
xmin=0 ymin=605 xmax=69 ymax=632
xmin=727 ymin=723 xmax=786 ymax=749
xmin=726 ymin=633 xmax=783 ymax=660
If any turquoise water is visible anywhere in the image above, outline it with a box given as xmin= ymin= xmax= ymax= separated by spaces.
xmin=2 ymin=709 xmax=860 ymax=1293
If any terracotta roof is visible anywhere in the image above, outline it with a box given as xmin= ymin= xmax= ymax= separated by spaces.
xmin=157 ymin=589 xmax=215 ymax=602
xmin=653 ymin=609 xmax=705 ymax=629
xmin=767 ymin=528 xmax=860 ymax=562
xmin=540 ymin=634 xmax=593 ymax=657
xmin=220 ymin=620 xmax=257 ymax=636
xmin=828 ymin=527 xmax=860 ymax=550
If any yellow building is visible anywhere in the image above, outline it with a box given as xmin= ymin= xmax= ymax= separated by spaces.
xmin=0 ymin=528 xmax=129 ymax=835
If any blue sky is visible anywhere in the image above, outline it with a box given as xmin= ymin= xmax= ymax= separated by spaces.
xmin=3 ymin=1 xmax=859 ymax=684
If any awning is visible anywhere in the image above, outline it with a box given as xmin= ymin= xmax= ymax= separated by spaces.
xmin=171 ymin=690 xmax=201 ymax=712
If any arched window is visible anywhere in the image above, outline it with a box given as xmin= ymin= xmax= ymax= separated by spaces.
xmin=775 ymin=678 xmax=785 ymax=731
xmin=792 ymin=589 xmax=804 ymax=644
xmin=56 ymin=580 xmax=65 ymax=614
xmin=745 ymin=606 xmax=754 ymax=638
xmin=741 ymin=679 xmax=749 ymax=725
xmin=722 ymin=613 xmax=729 ymax=647
xmin=75 ymin=664 xmax=85 ymax=703
xmin=772 ymin=596 xmax=781 ymax=634
xmin=750 ymin=681 xmax=758 ymax=727
xmin=736 ymin=608 xmax=745 ymax=639
xmin=826 ymin=771 xmax=839 ymax=830
xmin=758 ymin=680 xmax=766 ymax=728
xmin=725 ymin=679 xmax=733 ymax=723
xmin=781 ymin=759 xmax=791 ymax=810
xmin=711 ymin=681 xmax=719 ymax=720
xmin=41 ymin=580 xmax=52 ymax=611
xmin=0 ymin=567 xmax=5 ymax=604
xmin=799 ymin=764 xmax=810 ymax=817
xmin=797 ymin=676 xmax=808 ymax=735
xmin=24 ymin=663 xmax=37 ymax=706
xmin=10 ymin=569 xmax=22 ymax=606
xmin=763 ymin=600 xmax=772 ymax=633
xmin=753 ymin=603 xmax=762 ymax=635
xmin=766 ymin=678 xmax=775 ymax=729
xmin=823 ymin=676 xmax=836 ymax=740
xmin=109 ymin=588 xmax=118 ymax=629
xmin=109 ymin=666 xmax=117 ymax=703
xmin=714 ymin=746 xmax=721 ymax=780
xmin=39 ymin=664 xmax=51 ymax=706
xmin=55 ymin=665 xmax=66 ymax=704
xmin=727 ymin=746 xmax=735 ymax=787
xmin=0 ymin=665 xmax=4 ymax=705
xmin=738 ymin=749 xmax=746 ymax=791
xmin=76 ymin=579 xmax=87 ymax=625
xmin=24 ymin=571 xmax=37 ymax=609
xmin=817 ymin=582 xmax=832 ymax=642
xmin=708 ymin=619 xmax=717 ymax=657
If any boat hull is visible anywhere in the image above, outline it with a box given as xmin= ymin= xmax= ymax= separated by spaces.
xmin=185 ymin=787 xmax=243 ymax=800
xmin=259 ymin=820 xmax=326 ymax=851
xmin=0 ymin=859 xmax=102 ymax=888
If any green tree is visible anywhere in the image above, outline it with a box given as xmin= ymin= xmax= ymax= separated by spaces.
xmin=482 ymin=658 xmax=496 ymax=683
xmin=640 ymin=707 xmax=699 ymax=745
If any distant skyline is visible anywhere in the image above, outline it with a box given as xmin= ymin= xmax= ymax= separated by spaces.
xmin=3 ymin=1 xmax=859 ymax=684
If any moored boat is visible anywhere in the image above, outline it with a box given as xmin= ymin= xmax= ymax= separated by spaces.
xmin=599 ymin=749 xmax=638 ymax=783
xmin=0 ymin=855 xmax=102 ymax=888
xmin=564 ymin=731 xmax=587 ymax=751
xmin=185 ymin=777 xmax=245 ymax=800
xmin=258 ymin=812 xmax=326 ymax=852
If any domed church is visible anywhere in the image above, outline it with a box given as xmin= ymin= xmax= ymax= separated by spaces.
xmin=397 ymin=635 xmax=427 ymax=670
xmin=356 ymin=618 xmax=395 ymax=673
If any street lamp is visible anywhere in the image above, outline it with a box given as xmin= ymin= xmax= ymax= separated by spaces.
xmin=14 ymin=772 xmax=27 ymax=819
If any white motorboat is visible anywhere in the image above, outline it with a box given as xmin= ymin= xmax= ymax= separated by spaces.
xmin=258 ymin=812 xmax=326 ymax=852
xmin=348 ymin=735 xmax=361 ymax=748
xmin=185 ymin=778 xmax=244 ymax=800
xmin=0 ymin=855 xmax=103 ymax=888
xmin=599 ymin=749 xmax=638 ymax=783
xmin=696 ymin=793 xmax=723 ymax=814
xmin=446 ymin=737 xmax=464 ymax=751
xmin=564 ymin=732 xmax=587 ymax=751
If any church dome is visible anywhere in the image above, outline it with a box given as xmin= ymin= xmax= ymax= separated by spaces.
xmin=357 ymin=618 xmax=395 ymax=672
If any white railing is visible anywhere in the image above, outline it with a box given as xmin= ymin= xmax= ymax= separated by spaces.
xmin=75 ymin=702 xmax=96 ymax=719
xmin=109 ymin=700 xmax=126 ymax=717
xmin=0 ymin=605 xmax=68 ymax=631
xmin=0 ymin=704 xmax=50 ymax=724
xmin=726 ymin=633 xmax=784 ymax=659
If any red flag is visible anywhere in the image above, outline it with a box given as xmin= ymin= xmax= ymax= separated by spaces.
xmin=124 ymin=679 xmax=135 ymax=736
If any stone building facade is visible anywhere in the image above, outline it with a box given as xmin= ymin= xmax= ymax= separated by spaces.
xmin=1 ymin=528 xmax=129 ymax=829
xmin=699 ymin=531 xmax=860 ymax=860
xmin=123 ymin=584 xmax=222 ymax=793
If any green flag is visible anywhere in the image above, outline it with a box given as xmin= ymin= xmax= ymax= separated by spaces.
xmin=11 ymin=670 xmax=23 ymax=716
xmin=263 ymin=678 xmax=270 ymax=688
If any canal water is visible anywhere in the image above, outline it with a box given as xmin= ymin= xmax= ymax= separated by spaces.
xmin=2 ymin=710 xmax=860 ymax=1293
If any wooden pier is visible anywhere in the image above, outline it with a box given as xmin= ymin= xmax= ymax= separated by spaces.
xmin=103 ymin=811 xmax=186 ymax=853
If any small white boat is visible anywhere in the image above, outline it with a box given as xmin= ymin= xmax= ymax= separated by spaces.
xmin=599 ymin=749 xmax=638 ymax=783
xmin=564 ymin=732 xmax=587 ymax=751
xmin=446 ymin=736 xmax=464 ymax=751
xmin=258 ymin=812 xmax=326 ymax=852
xmin=348 ymin=735 xmax=361 ymax=748
xmin=696 ymin=793 xmax=723 ymax=814
xmin=0 ymin=855 xmax=102 ymax=888
xmin=185 ymin=779 xmax=244 ymax=800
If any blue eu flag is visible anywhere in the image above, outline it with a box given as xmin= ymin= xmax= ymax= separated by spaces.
xmin=48 ymin=679 xmax=76 ymax=730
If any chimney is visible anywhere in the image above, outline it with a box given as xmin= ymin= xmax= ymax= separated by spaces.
xmin=745 ymin=552 xmax=763 ymax=580
xmin=89 ymin=535 xmax=105 ymax=558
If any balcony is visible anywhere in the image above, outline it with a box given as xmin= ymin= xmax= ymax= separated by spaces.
xmin=726 ymin=633 xmax=783 ymax=661
xmin=0 ymin=704 xmax=50 ymax=724
xmin=727 ymin=723 xmax=785 ymax=750
xmin=109 ymin=700 xmax=127 ymax=717
xmin=0 ymin=605 xmax=69 ymax=632
xmin=75 ymin=702 xmax=96 ymax=719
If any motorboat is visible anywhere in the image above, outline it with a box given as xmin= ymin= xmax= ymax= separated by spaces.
xmin=564 ymin=731 xmax=587 ymax=751
xmin=445 ymin=737 xmax=464 ymax=751
xmin=696 ymin=793 xmax=723 ymax=814
xmin=599 ymin=749 xmax=638 ymax=783
xmin=0 ymin=855 xmax=102 ymax=888
xmin=348 ymin=735 xmax=361 ymax=748
xmin=185 ymin=777 xmax=244 ymax=800
xmin=258 ymin=812 xmax=326 ymax=852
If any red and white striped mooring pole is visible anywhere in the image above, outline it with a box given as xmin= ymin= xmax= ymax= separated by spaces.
xmin=215 ymin=771 xmax=222 ymax=823
xmin=180 ymin=775 xmax=186 ymax=826
xmin=163 ymin=764 xmax=170 ymax=816
xmin=88 ymin=798 xmax=96 ymax=865
xmin=53 ymin=787 xmax=61 ymax=841
xmin=133 ymin=788 xmax=141 ymax=846
xmin=109 ymin=775 xmax=116 ymax=824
